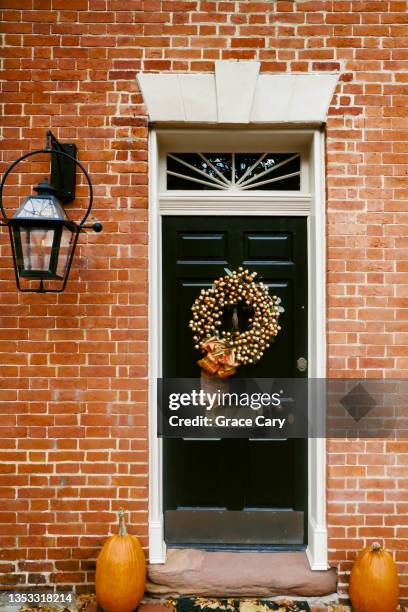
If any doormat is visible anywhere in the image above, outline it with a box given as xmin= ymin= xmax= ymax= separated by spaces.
xmin=173 ymin=597 xmax=311 ymax=612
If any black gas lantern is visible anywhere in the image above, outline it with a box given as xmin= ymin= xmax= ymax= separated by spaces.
xmin=0 ymin=131 xmax=102 ymax=292
xmin=10 ymin=178 xmax=78 ymax=282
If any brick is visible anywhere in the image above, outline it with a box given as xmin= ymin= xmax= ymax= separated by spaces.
xmin=0 ymin=0 xmax=407 ymax=599
xmin=231 ymin=37 xmax=265 ymax=48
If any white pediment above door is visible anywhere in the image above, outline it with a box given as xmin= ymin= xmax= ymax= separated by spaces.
xmin=137 ymin=60 xmax=339 ymax=125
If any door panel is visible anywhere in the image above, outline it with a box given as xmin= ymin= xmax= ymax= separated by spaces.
xmin=162 ymin=216 xmax=308 ymax=546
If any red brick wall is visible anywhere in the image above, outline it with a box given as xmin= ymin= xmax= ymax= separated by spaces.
xmin=0 ymin=0 xmax=407 ymax=601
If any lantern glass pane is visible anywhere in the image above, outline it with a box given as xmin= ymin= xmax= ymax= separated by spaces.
xmin=14 ymin=195 xmax=68 ymax=221
xmin=56 ymin=226 xmax=74 ymax=278
xmin=20 ymin=227 xmax=55 ymax=273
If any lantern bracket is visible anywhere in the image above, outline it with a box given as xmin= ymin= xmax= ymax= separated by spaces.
xmin=0 ymin=143 xmax=94 ymax=227
xmin=47 ymin=130 xmax=77 ymax=204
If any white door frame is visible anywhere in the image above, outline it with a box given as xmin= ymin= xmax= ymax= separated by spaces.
xmin=147 ymin=128 xmax=328 ymax=570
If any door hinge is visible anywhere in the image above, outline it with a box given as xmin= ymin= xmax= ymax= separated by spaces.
xmin=297 ymin=357 xmax=308 ymax=372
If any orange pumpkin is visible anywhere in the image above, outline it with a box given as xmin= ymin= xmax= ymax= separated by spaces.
xmin=349 ymin=542 xmax=399 ymax=612
xmin=96 ymin=509 xmax=146 ymax=612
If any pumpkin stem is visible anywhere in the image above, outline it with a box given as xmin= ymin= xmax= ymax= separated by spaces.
xmin=371 ymin=541 xmax=382 ymax=552
xmin=118 ymin=509 xmax=128 ymax=536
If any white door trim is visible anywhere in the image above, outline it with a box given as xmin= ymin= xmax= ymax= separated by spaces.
xmin=148 ymin=128 xmax=328 ymax=569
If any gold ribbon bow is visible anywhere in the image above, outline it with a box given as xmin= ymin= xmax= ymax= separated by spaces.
xmin=197 ymin=336 xmax=238 ymax=378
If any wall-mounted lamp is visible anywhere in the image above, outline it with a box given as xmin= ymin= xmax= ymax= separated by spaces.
xmin=0 ymin=130 xmax=102 ymax=293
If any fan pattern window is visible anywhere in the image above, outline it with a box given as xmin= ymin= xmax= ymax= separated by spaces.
xmin=166 ymin=152 xmax=301 ymax=191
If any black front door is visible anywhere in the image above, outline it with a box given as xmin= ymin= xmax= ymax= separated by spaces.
xmin=162 ymin=216 xmax=308 ymax=547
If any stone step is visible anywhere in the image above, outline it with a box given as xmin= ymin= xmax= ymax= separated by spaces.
xmin=140 ymin=600 xmax=350 ymax=612
xmin=147 ymin=549 xmax=337 ymax=598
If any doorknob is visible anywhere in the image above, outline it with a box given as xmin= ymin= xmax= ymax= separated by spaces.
xmin=297 ymin=357 xmax=308 ymax=372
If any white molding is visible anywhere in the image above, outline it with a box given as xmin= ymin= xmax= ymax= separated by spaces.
xmin=138 ymin=61 xmax=339 ymax=125
xmin=157 ymin=128 xmax=316 ymax=152
xmin=159 ymin=192 xmax=312 ymax=216
xmin=307 ymin=515 xmax=329 ymax=570
xmin=305 ymin=130 xmax=328 ymax=570
xmin=148 ymin=129 xmax=166 ymax=563
xmin=148 ymin=127 xmax=328 ymax=570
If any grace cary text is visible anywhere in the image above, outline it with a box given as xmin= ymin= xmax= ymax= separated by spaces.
xmin=168 ymin=415 xmax=286 ymax=429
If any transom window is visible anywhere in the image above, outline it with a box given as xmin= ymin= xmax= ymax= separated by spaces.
xmin=166 ymin=152 xmax=301 ymax=191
